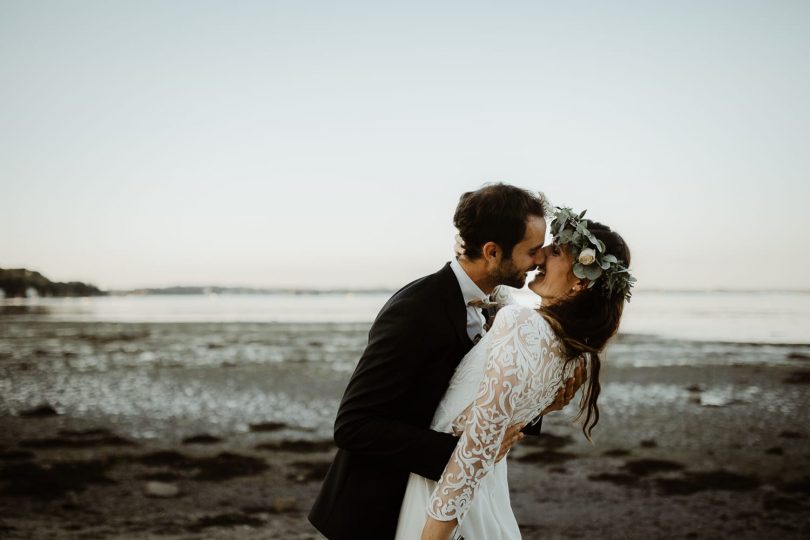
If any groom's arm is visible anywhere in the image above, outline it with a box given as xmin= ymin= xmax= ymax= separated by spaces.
xmin=333 ymin=297 xmax=458 ymax=481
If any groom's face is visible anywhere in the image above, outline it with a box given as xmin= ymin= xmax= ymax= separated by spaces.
xmin=493 ymin=215 xmax=547 ymax=288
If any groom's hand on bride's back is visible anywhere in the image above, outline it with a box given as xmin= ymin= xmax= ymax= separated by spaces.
xmin=496 ymin=361 xmax=584 ymax=462
xmin=541 ymin=362 xmax=586 ymax=416
xmin=495 ymin=361 xmax=583 ymax=461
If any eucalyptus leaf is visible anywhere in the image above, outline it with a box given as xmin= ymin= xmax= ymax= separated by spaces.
xmin=558 ymin=229 xmax=574 ymax=243
xmin=573 ymin=263 xmax=587 ymax=279
xmin=581 ymin=264 xmax=603 ymax=280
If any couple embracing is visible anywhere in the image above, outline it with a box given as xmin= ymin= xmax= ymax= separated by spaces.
xmin=309 ymin=183 xmax=635 ymax=540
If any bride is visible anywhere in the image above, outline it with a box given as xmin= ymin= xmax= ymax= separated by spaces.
xmin=395 ymin=207 xmax=635 ymax=540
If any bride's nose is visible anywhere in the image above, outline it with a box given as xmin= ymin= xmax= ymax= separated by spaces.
xmin=537 ymin=245 xmax=555 ymax=261
xmin=534 ymin=248 xmax=547 ymax=264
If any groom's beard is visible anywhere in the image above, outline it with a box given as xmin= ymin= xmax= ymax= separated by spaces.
xmin=494 ymin=259 xmax=529 ymax=289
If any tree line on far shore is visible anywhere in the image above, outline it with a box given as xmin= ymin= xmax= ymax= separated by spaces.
xmin=0 ymin=268 xmax=395 ymax=298
xmin=0 ymin=268 xmax=105 ymax=298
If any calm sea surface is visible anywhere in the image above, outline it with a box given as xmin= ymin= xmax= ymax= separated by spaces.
xmin=2 ymin=290 xmax=809 ymax=344
xmin=2 ymin=291 xmax=808 ymax=440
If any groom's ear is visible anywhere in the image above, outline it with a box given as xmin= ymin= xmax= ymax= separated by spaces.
xmin=481 ymin=241 xmax=502 ymax=263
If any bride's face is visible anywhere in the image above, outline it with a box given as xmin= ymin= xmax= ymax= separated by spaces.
xmin=528 ymin=242 xmax=583 ymax=305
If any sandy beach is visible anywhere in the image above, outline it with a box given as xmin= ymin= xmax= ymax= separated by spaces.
xmin=1 ymin=317 xmax=809 ymax=539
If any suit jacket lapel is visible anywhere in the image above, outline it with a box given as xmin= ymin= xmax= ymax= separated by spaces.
xmin=436 ymin=262 xmax=474 ymax=352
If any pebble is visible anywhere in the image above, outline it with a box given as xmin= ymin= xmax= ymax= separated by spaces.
xmin=271 ymin=496 xmax=298 ymax=513
xmin=145 ymin=481 xmax=180 ymax=498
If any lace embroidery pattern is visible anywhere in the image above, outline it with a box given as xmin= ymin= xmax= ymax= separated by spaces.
xmin=427 ymin=304 xmax=577 ymax=523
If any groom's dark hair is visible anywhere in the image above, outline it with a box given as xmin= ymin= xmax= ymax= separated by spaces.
xmin=454 ymin=183 xmax=549 ymax=259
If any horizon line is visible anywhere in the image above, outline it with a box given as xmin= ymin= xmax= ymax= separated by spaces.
xmin=96 ymin=285 xmax=810 ymax=295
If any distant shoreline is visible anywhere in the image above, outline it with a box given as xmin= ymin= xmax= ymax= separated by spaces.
xmin=4 ymin=268 xmax=810 ymax=298
xmin=110 ymin=287 xmax=810 ymax=296
xmin=109 ymin=286 xmax=397 ymax=296
xmin=5 ymin=287 xmax=810 ymax=298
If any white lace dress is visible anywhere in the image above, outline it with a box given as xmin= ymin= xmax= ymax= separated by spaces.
xmin=394 ymin=303 xmax=581 ymax=540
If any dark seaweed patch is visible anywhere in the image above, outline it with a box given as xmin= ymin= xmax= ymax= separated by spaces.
xmin=589 ymin=472 xmax=639 ymax=487
xmin=603 ymin=449 xmax=632 ymax=457
xmin=185 ymin=513 xmax=265 ymax=532
xmin=784 ymin=371 xmax=810 ymax=384
xmin=181 ymin=434 xmax=223 ymax=445
xmin=0 ymin=460 xmax=115 ymax=499
xmin=255 ymin=439 xmax=334 ymax=452
xmin=622 ymin=459 xmax=684 ymax=476
xmin=515 ymin=450 xmax=577 ymax=464
xmin=656 ymin=470 xmax=761 ymax=496
xmin=129 ymin=451 xmax=268 ymax=481
xmin=249 ymin=421 xmax=289 ymax=432
xmin=18 ymin=405 xmax=60 ymax=418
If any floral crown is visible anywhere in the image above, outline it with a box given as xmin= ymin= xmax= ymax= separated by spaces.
xmin=549 ymin=207 xmax=636 ymax=302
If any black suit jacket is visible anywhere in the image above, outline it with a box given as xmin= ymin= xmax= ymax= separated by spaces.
xmin=308 ymin=263 xmax=542 ymax=540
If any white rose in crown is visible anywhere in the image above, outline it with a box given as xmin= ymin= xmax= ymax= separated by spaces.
xmin=578 ymin=248 xmax=596 ymax=265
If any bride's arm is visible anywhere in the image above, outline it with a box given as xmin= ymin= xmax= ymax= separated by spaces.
xmin=424 ymin=306 xmax=573 ymax=538
xmin=491 ymin=283 xmax=552 ymax=435
xmin=424 ymin=305 xmax=534 ymax=534
xmin=490 ymin=285 xmax=583 ymax=437
xmin=489 ymin=284 xmax=550 ymax=438
xmin=421 ymin=517 xmax=458 ymax=540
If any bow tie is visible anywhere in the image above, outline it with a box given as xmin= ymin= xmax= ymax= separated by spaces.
xmin=467 ymin=297 xmax=499 ymax=333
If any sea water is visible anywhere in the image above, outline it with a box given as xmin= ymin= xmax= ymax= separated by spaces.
xmin=2 ymin=289 xmax=808 ymax=344
xmin=2 ymin=290 xmax=808 ymax=440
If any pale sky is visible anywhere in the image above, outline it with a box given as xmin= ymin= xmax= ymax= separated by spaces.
xmin=1 ymin=0 xmax=809 ymax=290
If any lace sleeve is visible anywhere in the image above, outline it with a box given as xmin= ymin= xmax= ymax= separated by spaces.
xmin=427 ymin=304 xmax=540 ymax=524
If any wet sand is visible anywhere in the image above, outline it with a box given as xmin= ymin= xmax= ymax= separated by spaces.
xmin=1 ymin=322 xmax=809 ymax=538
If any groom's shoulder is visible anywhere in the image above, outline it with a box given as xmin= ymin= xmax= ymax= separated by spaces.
xmin=390 ymin=262 xmax=454 ymax=302
xmin=377 ymin=263 xmax=456 ymax=317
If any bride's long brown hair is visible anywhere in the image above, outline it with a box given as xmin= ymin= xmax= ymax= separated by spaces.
xmin=539 ymin=221 xmax=631 ymax=441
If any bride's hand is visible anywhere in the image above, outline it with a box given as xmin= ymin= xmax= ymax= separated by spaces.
xmin=421 ymin=516 xmax=458 ymax=540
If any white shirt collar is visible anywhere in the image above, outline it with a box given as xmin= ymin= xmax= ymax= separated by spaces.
xmin=450 ymin=258 xmax=487 ymax=306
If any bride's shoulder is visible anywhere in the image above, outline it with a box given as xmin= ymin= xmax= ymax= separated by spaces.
xmin=493 ymin=304 xmax=558 ymax=339
xmin=492 ymin=304 xmax=547 ymax=331
xmin=493 ymin=303 xmax=534 ymax=320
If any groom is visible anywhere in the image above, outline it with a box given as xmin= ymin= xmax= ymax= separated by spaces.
xmin=309 ymin=183 xmax=580 ymax=540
